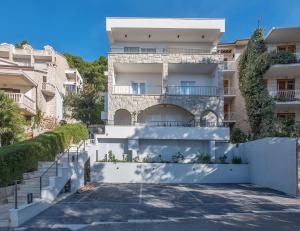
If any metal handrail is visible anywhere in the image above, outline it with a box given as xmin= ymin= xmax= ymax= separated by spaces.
xmin=14 ymin=140 xmax=87 ymax=209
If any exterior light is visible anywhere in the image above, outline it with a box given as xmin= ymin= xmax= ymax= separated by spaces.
xmin=177 ymin=35 xmax=180 ymax=38
xmin=202 ymin=35 xmax=205 ymax=39
xmin=148 ymin=34 xmax=151 ymax=38
xmin=125 ymin=34 xmax=127 ymax=38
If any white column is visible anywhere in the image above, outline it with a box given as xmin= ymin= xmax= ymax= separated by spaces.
xmin=209 ymin=140 xmax=216 ymax=162
xmin=128 ymin=139 xmax=139 ymax=161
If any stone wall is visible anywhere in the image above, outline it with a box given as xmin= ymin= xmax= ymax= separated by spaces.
xmin=107 ymin=53 xmax=224 ymax=124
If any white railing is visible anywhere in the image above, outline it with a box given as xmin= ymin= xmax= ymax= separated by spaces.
xmin=223 ymin=61 xmax=236 ymax=71
xmin=6 ymin=93 xmax=36 ymax=114
xmin=42 ymin=82 xmax=56 ymax=94
xmin=269 ymin=90 xmax=300 ymax=102
xmin=110 ymin=47 xmax=213 ymax=54
xmin=166 ymin=86 xmax=219 ymax=96
xmin=224 ymin=87 xmax=236 ymax=96
xmin=112 ymin=85 xmax=162 ymax=95
xmin=224 ymin=112 xmax=235 ymax=121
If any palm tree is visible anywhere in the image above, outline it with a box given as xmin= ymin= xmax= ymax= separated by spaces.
xmin=0 ymin=91 xmax=25 ymax=146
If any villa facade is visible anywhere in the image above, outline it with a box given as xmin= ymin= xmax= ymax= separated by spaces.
xmin=98 ymin=17 xmax=230 ymax=161
xmin=0 ymin=43 xmax=82 ymax=123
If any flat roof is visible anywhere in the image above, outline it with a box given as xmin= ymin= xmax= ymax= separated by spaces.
xmin=265 ymin=26 xmax=300 ymax=43
xmin=106 ymin=17 xmax=225 ymax=44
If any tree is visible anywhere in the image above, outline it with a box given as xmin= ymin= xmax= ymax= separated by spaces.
xmin=238 ymin=28 xmax=297 ymax=138
xmin=63 ymin=53 xmax=107 ymax=125
xmin=15 ymin=40 xmax=29 ymax=49
xmin=0 ymin=91 xmax=25 ymax=146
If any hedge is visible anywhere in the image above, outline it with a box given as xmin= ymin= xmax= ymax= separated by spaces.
xmin=0 ymin=123 xmax=88 ymax=186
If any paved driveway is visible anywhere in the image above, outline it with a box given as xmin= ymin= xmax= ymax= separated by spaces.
xmin=21 ymin=183 xmax=300 ymax=231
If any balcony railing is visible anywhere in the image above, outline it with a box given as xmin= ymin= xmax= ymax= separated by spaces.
xmin=109 ymin=47 xmax=213 ymax=54
xmin=224 ymin=87 xmax=236 ymax=96
xmin=6 ymin=93 xmax=36 ymax=114
xmin=223 ymin=61 xmax=236 ymax=71
xmin=42 ymin=82 xmax=56 ymax=96
xmin=269 ymin=90 xmax=300 ymax=102
xmin=112 ymin=85 xmax=162 ymax=95
xmin=166 ymin=86 xmax=219 ymax=96
xmin=224 ymin=112 xmax=235 ymax=121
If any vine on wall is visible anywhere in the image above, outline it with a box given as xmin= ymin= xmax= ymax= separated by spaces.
xmin=238 ymin=28 xmax=297 ymax=138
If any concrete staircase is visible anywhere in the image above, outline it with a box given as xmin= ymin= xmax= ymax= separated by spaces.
xmin=0 ymin=143 xmax=89 ymax=228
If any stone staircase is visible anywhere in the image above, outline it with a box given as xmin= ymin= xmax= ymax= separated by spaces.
xmin=0 ymin=143 xmax=88 ymax=228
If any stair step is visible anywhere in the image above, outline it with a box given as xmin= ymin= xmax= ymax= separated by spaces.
xmin=0 ymin=219 xmax=10 ymax=227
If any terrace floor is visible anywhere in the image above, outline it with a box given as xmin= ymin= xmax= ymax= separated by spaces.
xmin=20 ymin=183 xmax=300 ymax=231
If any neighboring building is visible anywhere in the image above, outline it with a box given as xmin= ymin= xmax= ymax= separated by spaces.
xmin=98 ymin=17 xmax=230 ymax=161
xmin=0 ymin=43 xmax=82 ymax=124
xmin=264 ymin=27 xmax=300 ymax=123
xmin=217 ymin=39 xmax=250 ymax=133
xmin=217 ymin=26 xmax=300 ymax=134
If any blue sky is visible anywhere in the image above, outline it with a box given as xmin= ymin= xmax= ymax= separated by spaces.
xmin=1 ymin=0 xmax=300 ymax=61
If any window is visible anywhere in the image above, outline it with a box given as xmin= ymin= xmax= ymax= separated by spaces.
xmin=277 ymin=113 xmax=295 ymax=121
xmin=141 ymin=48 xmax=156 ymax=53
xmin=263 ymin=80 xmax=268 ymax=89
xmin=124 ymin=47 xmax=140 ymax=53
xmin=277 ymin=79 xmax=295 ymax=90
xmin=180 ymin=81 xmax=195 ymax=95
xmin=277 ymin=45 xmax=296 ymax=53
xmin=131 ymin=82 xmax=146 ymax=95
xmin=43 ymin=76 xmax=47 ymax=83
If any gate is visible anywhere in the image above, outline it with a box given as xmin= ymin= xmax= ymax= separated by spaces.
xmin=84 ymin=158 xmax=91 ymax=185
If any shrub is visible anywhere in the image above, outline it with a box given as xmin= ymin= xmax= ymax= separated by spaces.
xmin=232 ymin=156 xmax=242 ymax=164
xmin=172 ymin=152 xmax=184 ymax=163
xmin=0 ymin=123 xmax=88 ymax=186
xmin=230 ymin=128 xmax=247 ymax=144
xmin=219 ymin=155 xmax=228 ymax=164
xmin=195 ymin=153 xmax=211 ymax=164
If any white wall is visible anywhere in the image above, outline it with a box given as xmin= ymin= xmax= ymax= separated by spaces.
xmin=167 ymin=73 xmax=215 ymax=86
xmin=244 ymin=138 xmax=297 ymax=196
xmin=98 ymin=138 xmax=129 ymax=160
xmin=92 ymin=162 xmax=249 ymax=184
xmin=115 ymin=73 xmax=162 ymax=86
xmin=137 ymin=104 xmax=193 ymax=123
xmin=139 ymin=139 xmax=209 ymax=161
xmin=96 ymin=125 xmax=230 ymax=141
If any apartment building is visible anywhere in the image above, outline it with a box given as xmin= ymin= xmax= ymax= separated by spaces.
xmin=264 ymin=27 xmax=300 ymax=123
xmin=0 ymin=43 xmax=82 ymax=123
xmin=217 ymin=26 xmax=300 ymax=134
xmin=217 ymin=39 xmax=250 ymax=133
xmin=98 ymin=17 xmax=230 ymax=161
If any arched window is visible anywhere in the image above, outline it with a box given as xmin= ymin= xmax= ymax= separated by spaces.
xmin=114 ymin=109 xmax=131 ymax=125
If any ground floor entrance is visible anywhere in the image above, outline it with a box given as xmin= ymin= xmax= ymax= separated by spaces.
xmin=21 ymin=183 xmax=300 ymax=231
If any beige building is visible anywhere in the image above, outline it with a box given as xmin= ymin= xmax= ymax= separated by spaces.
xmin=217 ymin=39 xmax=250 ymax=133
xmin=0 ymin=43 xmax=82 ymax=124
xmin=217 ymin=26 xmax=300 ymax=134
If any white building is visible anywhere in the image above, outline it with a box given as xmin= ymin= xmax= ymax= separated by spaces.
xmin=97 ymin=17 xmax=230 ymax=162
xmin=0 ymin=43 xmax=82 ymax=124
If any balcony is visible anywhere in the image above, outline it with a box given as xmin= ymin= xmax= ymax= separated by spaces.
xmin=223 ymin=61 xmax=236 ymax=71
xmin=41 ymin=82 xmax=56 ymax=97
xmin=112 ymin=85 xmax=162 ymax=95
xmin=6 ymin=93 xmax=36 ymax=115
xmin=109 ymin=47 xmax=212 ymax=54
xmin=112 ymin=85 xmax=220 ymax=97
xmin=224 ymin=112 xmax=236 ymax=122
xmin=224 ymin=87 xmax=236 ymax=98
xmin=269 ymin=90 xmax=300 ymax=104
xmin=166 ymin=86 xmax=219 ymax=96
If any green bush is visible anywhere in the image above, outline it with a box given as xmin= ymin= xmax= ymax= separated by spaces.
xmin=230 ymin=128 xmax=248 ymax=144
xmin=195 ymin=153 xmax=211 ymax=164
xmin=0 ymin=123 xmax=88 ymax=186
xmin=232 ymin=156 xmax=242 ymax=164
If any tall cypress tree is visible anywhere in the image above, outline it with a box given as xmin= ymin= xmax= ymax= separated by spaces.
xmin=238 ymin=28 xmax=297 ymax=138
